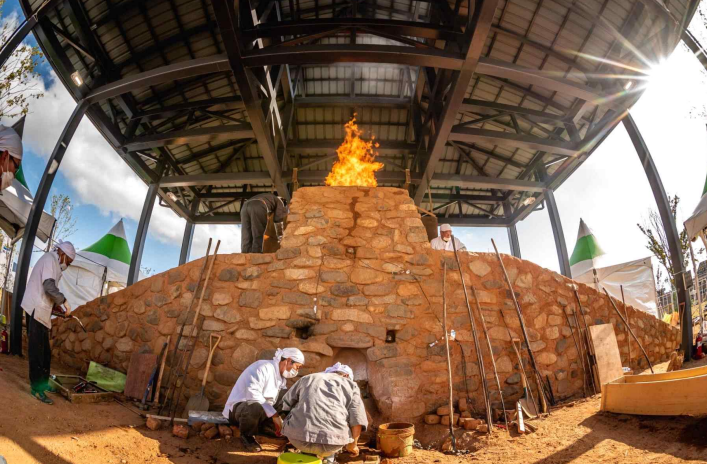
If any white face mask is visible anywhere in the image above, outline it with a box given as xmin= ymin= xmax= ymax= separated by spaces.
xmin=442 ymin=235 xmax=450 ymax=242
xmin=282 ymin=368 xmax=298 ymax=379
xmin=1 ymin=171 xmax=14 ymax=190
xmin=60 ymin=262 xmax=68 ymax=272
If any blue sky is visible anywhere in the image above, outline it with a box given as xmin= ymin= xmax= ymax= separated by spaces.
xmin=2 ymin=1 xmax=707 ymax=284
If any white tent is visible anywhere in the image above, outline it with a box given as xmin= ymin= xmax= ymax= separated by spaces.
xmin=0 ymin=176 xmax=56 ymax=244
xmin=569 ymin=219 xmax=659 ymax=317
xmin=59 ymin=219 xmax=134 ymax=309
xmin=573 ymin=257 xmax=659 ymax=317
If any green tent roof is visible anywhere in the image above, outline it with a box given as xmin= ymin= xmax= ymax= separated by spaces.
xmin=569 ymin=218 xmax=605 ymax=267
xmin=15 ymin=165 xmax=29 ymax=191
xmin=82 ymin=220 xmax=132 ymax=265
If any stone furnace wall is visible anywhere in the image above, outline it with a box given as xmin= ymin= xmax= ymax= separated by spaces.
xmin=51 ymin=186 xmax=679 ymax=421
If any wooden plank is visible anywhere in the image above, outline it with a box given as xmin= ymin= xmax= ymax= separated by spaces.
xmin=624 ymin=364 xmax=707 ymax=383
xmin=124 ymin=353 xmax=158 ymax=400
xmin=602 ymin=371 xmax=707 ymax=416
xmin=588 ymin=324 xmax=623 ymax=393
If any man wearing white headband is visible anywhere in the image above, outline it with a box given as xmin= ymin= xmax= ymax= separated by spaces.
xmin=21 ymin=240 xmax=75 ymax=404
xmin=223 ymin=347 xmax=305 ymax=452
xmin=0 ymin=125 xmax=23 ymax=191
xmin=430 ymin=223 xmax=467 ymax=252
xmin=281 ymin=363 xmax=368 ymax=463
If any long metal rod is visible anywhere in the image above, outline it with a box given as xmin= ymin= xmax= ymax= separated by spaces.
xmin=10 ymin=100 xmax=88 ymax=355
xmin=619 ymin=285 xmax=632 ymax=370
xmin=451 ymin=236 xmax=493 ymax=433
xmin=562 ymin=307 xmax=587 ymax=397
xmin=472 ymin=285 xmax=509 ymax=433
xmin=159 ymin=239 xmax=212 ymax=415
xmin=499 ymin=310 xmax=538 ymax=414
xmin=441 ymin=262 xmax=456 ymax=451
xmin=688 ymin=241 xmax=703 ymax=337
xmin=602 ymin=287 xmax=654 ymax=373
xmin=491 ymin=238 xmax=549 ymax=413
xmin=570 ymin=289 xmax=597 ymax=395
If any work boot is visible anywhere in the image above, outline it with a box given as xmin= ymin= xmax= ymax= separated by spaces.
xmin=30 ymin=389 xmax=53 ymax=405
xmin=240 ymin=435 xmax=262 ymax=452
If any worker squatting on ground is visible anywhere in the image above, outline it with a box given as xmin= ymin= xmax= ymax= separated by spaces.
xmin=222 ymin=347 xmax=305 ymax=452
xmin=21 ymin=240 xmax=75 ymax=404
xmin=0 ymin=125 xmax=23 ymax=191
xmin=281 ymin=362 xmax=368 ymax=464
xmin=430 ymin=223 xmax=467 ymax=252
xmin=240 ymin=193 xmax=289 ymax=253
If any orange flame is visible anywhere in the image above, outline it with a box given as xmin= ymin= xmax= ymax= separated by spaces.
xmin=325 ymin=116 xmax=384 ymax=187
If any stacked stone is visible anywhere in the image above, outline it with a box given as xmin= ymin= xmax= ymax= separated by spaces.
xmin=423 ymin=399 xmax=485 ymax=431
xmin=50 ymin=186 xmax=681 ymax=422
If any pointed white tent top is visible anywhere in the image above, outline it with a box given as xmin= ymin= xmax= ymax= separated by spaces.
xmin=569 ymin=218 xmax=605 ymax=278
xmin=685 ymin=171 xmax=707 ymax=240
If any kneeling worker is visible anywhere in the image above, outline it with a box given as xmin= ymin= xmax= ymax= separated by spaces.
xmin=240 ymin=192 xmax=288 ymax=253
xmin=22 ymin=240 xmax=75 ymax=404
xmin=281 ymin=363 xmax=368 ymax=463
xmin=430 ymin=223 xmax=467 ymax=251
xmin=223 ymin=347 xmax=305 ymax=452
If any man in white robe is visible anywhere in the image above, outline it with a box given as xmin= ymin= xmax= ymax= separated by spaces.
xmin=430 ymin=223 xmax=467 ymax=251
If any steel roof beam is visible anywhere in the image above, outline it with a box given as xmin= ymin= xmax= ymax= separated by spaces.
xmin=131 ymin=97 xmax=245 ymax=122
xmin=287 ymin=140 xmax=418 ymax=153
xmin=413 ymin=0 xmax=500 ymax=205
xmin=449 ymin=127 xmax=577 ymax=157
xmin=241 ymin=19 xmax=461 ymax=41
xmin=123 ymin=125 xmax=255 ymax=151
xmin=460 ymin=99 xmax=567 ymax=125
xmin=193 ymin=214 xmax=242 ymax=224
xmin=160 ymin=172 xmax=272 ymax=188
xmin=213 ymin=0 xmax=290 ymax=200
xmin=296 ymin=96 xmax=410 ymax=108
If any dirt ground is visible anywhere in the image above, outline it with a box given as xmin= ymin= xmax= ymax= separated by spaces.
xmin=1 ymin=354 xmax=706 ymax=464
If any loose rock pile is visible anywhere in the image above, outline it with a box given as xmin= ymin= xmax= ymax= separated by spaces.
xmin=424 ymin=399 xmax=488 ymax=432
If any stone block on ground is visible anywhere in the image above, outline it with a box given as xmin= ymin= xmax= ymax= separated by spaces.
xmin=172 ymin=424 xmax=190 ymax=439
xmin=424 ymin=414 xmax=441 ymax=425
xmin=440 ymin=414 xmax=459 ymax=426
xmin=146 ymin=417 xmax=162 ymax=430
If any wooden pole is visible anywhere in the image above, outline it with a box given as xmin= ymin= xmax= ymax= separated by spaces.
xmin=472 ymin=285 xmax=509 ymax=433
xmin=603 ymin=287 xmax=654 ymax=373
xmin=562 ymin=308 xmax=587 ymax=397
xmin=570 ymin=289 xmax=597 ymax=395
xmin=688 ymin=240 xmax=703 ymax=336
xmin=491 ymin=239 xmax=549 ymax=413
xmin=442 ymin=262 xmax=456 ymax=450
xmin=451 ymin=236 xmax=493 ymax=433
xmin=620 ymin=285 xmax=632 ymax=370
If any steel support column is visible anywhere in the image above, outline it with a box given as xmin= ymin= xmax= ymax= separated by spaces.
xmin=538 ymin=166 xmax=570 ymax=277
xmin=127 ymin=168 xmax=163 ymax=286
xmin=179 ymin=201 xmax=200 ymax=265
xmin=623 ymin=113 xmax=692 ymax=360
xmin=504 ymin=202 xmax=521 ymax=258
xmin=0 ymin=0 xmax=62 ymax=69
xmin=10 ymin=100 xmax=88 ymax=355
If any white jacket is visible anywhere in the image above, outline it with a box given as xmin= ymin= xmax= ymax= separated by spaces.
xmin=21 ymin=251 xmax=64 ymax=329
xmin=222 ymin=359 xmax=286 ymax=419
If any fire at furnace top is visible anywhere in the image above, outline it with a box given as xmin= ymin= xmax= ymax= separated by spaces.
xmin=325 ymin=116 xmax=384 ymax=187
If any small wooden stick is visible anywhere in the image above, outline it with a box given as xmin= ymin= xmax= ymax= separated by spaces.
xmin=154 ymin=335 xmax=171 ymax=404
xmin=620 ymin=285 xmax=632 ymax=370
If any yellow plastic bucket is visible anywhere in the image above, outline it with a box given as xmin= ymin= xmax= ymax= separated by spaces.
xmin=377 ymin=422 xmax=415 ymax=458
xmin=277 ymin=452 xmax=322 ymax=464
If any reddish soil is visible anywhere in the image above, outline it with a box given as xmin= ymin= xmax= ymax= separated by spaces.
xmin=1 ymin=354 xmax=706 ymax=464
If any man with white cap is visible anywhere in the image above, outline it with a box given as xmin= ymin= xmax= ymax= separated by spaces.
xmin=430 ymin=223 xmax=467 ymax=252
xmin=0 ymin=125 xmax=23 ymax=190
xmin=223 ymin=347 xmax=305 ymax=452
xmin=281 ymin=362 xmax=368 ymax=463
xmin=21 ymin=240 xmax=75 ymax=404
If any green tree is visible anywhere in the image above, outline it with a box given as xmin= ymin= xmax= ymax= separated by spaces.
xmin=637 ymin=195 xmax=696 ymax=292
xmin=46 ymin=194 xmax=77 ymax=250
xmin=0 ymin=0 xmax=45 ymax=119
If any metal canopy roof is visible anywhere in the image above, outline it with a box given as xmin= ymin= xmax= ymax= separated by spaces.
xmin=20 ymin=0 xmax=699 ymax=225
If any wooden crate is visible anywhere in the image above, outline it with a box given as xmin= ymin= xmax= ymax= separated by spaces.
xmin=49 ymin=375 xmax=115 ymax=404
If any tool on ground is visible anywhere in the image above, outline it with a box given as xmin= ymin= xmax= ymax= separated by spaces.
xmin=168 ymin=240 xmax=221 ymax=422
xmin=114 ymin=396 xmax=146 ymax=418
xmin=569 ymin=290 xmax=598 ymax=395
xmin=499 ymin=311 xmax=538 ymax=416
xmin=562 ymin=308 xmax=588 ymax=397
xmin=513 ymin=339 xmax=538 ymax=418
xmin=544 ymin=376 xmax=556 ymax=406
xmin=141 ymin=341 xmax=169 ymax=410
xmin=602 ymin=287 xmax=654 ymax=373
xmin=472 ymin=285 xmax=509 ymax=434
xmin=159 ymin=239 xmax=212 ymax=416
xmin=183 ymin=333 xmax=222 ymax=417
xmin=73 ymin=380 xmax=98 ymax=393
xmin=620 ymin=285 xmax=632 ymax=371
xmin=516 ymin=401 xmax=525 ymax=434
xmin=51 ymin=306 xmax=87 ymax=332
xmin=154 ymin=335 xmax=170 ymax=405
xmin=441 ymin=262 xmax=456 ymax=451
xmin=451 ymin=236 xmax=493 ymax=433
xmin=491 ymin=239 xmax=549 ymax=414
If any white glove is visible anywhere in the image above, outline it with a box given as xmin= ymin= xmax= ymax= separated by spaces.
xmin=63 ymin=301 xmax=72 ymax=316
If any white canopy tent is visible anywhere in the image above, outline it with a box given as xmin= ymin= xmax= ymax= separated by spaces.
xmin=59 ymin=219 xmax=136 ymax=309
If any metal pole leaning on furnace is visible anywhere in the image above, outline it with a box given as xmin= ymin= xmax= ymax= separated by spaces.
xmin=620 ymin=285 xmax=632 ymax=370
xmin=562 ymin=308 xmax=587 ymax=398
xmin=603 ymin=288 xmax=654 ymax=373
xmin=472 ymin=285 xmax=509 ymax=433
xmin=441 ymin=262 xmax=456 ymax=451
xmin=570 ymin=288 xmax=597 ymax=396
xmin=491 ymin=239 xmax=549 ymax=414
xmin=451 ymin=236 xmax=493 ymax=433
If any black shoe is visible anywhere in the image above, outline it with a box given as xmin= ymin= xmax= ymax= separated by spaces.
xmin=240 ymin=435 xmax=262 ymax=452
